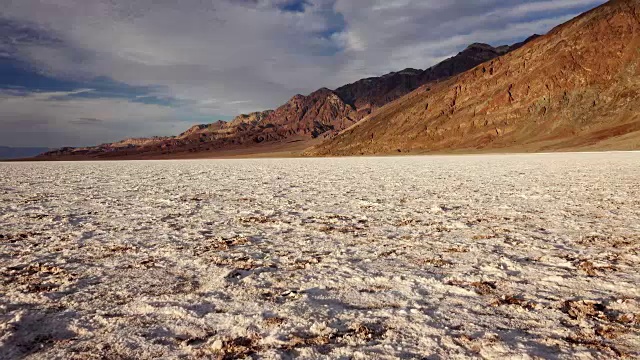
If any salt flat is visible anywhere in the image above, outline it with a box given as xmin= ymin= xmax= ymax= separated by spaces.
xmin=1 ymin=153 xmax=639 ymax=359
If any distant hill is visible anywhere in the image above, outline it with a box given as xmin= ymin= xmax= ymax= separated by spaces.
xmin=0 ymin=146 xmax=50 ymax=160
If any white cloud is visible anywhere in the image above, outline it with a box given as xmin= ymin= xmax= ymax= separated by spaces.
xmin=0 ymin=89 xmax=186 ymax=147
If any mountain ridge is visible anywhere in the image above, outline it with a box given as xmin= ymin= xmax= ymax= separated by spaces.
xmin=307 ymin=0 xmax=640 ymax=156
xmin=37 ymin=38 xmax=532 ymax=159
xmin=36 ymin=1 xmax=638 ymax=160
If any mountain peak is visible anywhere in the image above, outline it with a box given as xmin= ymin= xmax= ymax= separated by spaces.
xmin=464 ymin=43 xmax=495 ymax=52
xmin=310 ymin=87 xmax=334 ymax=96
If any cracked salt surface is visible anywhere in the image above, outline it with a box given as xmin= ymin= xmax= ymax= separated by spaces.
xmin=1 ymin=152 xmax=639 ymax=359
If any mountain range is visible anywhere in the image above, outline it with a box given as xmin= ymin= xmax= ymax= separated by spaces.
xmin=36 ymin=0 xmax=640 ymax=160
xmin=308 ymin=0 xmax=640 ymax=156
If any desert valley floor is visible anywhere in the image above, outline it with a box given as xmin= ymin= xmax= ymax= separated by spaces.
xmin=1 ymin=153 xmax=639 ymax=359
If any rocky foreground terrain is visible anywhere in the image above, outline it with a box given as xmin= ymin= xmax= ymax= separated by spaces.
xmin=1 ymin=153 xmax=639 ymax=358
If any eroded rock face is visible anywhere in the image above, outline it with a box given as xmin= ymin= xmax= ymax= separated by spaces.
xmin=309 ymin=0 xmax=640 ymax=156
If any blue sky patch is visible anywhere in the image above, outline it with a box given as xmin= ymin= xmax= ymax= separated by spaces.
xmin=278 ymin=0 xmax=310 ymax=13
xmin=0 ymin=58 xmax=180 ymax=106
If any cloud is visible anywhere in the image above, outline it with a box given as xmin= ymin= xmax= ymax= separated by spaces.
xmin=70 ymin=117 xmax=105 ymax=125
xmin=0 ymin=89 xmax=189 ymax=147
xmin=0 ymin=0 xmax=607 ymax=147
xmin=330 ymin=0 xmax=606 ymax=75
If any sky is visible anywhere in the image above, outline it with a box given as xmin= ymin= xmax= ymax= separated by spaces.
xmin=0 ymin=0 xmax=607 ymax=148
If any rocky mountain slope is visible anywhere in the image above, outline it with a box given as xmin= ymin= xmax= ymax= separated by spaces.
xmin=308 ymin=0 xmax=640 ymax=156
xmin=38 ymin=39 xmax=529 ymax=159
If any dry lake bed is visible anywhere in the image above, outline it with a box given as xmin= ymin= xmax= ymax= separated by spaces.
xmin=1 ymin=153 xmax=639 ymax=359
